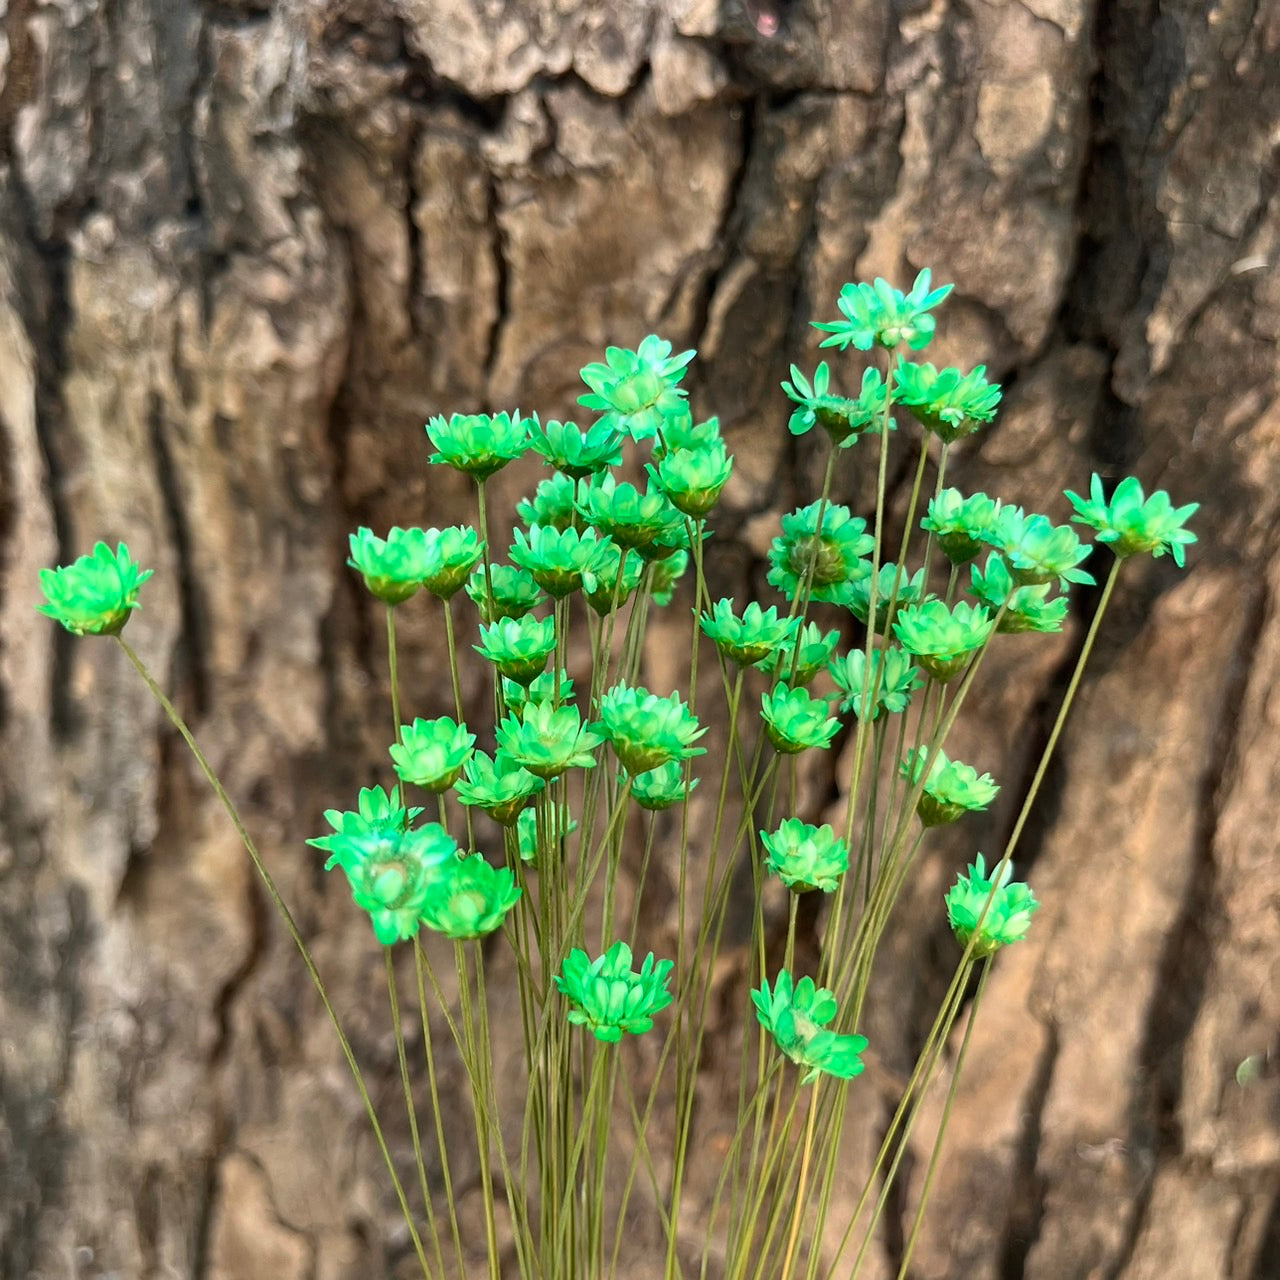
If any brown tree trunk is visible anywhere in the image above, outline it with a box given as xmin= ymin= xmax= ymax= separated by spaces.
xmin=1 ymin=1 xmax=1277 ymax=1277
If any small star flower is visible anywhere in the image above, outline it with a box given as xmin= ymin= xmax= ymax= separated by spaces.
xmin=992 ymin=508 xmax=1094 ymax=589
xmin=474 ymin=614 xmax=557 ymax=684
xmin=893 ymin=599 xmax=995 ymax=682
xmin=626 ymin=760 xmax=699 ymax=812
xmin=38 ymin=541 xmax=153 ymax=636
xmin=391 ymin=717 xmax=476 ymax=793
xmin=510 ymin=524 xmax=615 ymax=598
xmin=945 ymin=853 xmax=1039 ymax=956
xmin=348 ymin=526 xmax=432 ymax=605
xmin=420 ymin=854 xmax=521 ymax=940
xmin=700 ymin=598 xmax=799 ymax=668
xmin=581 ymin=543 xmax=647 ymax=616
xmin=782 ymin=363 xmax=891 ymax=446
xmin=758 ymin=623 xmax=842 ymax=687
xmin=306 ymin=786 xmax=424 ymax=855
xmin=453 ymin=750 xmax=544 ymax=826
xmin=768 ymin=502 xmax=875 ymax=605
xmin=761 ymin=819 xmax=850 ymax=893
xmin=516 ymin=473 xmax=581 ymax=532
xmin=761 ymin=683 xmax=842 ymax=754
xmin=648 ymin=550 xmax=689 ymax=607
xmin=578 ymin=336 xmax=696 ymax=441
xmin=921 ymin=489 xmax=1003 ymax=565
xmin=502 ymin=668 xmax=575 ymax=716
xmin=812 ymin=269 xmax=953 ymax=353
xmin=648 ymin=438 xmax=734 ymax=518
xmin=577 ymin=474 xmax=685 ymax=557
xmin=901 ymin=747 xmax=999 ymax=827
xmin=752 ymin=970 xmax=868 ymax=1085
xmin=496 ymin=700 xmax=603 ymax=779
xmin=651 ymin=411 xmax=723 ymax=460
xmin=829 ymin=646 xmax=924 ymax=719
xmin=556 ymin=940 xmax=675 ymax=1042
xmin=1064 ymin=474 xmax=1198 ymax=567
xmin=844 ymin=563 xmax=927 ymax=634
xmin=894 ymin=361 xmax=1002 ymax=442
xmin=422 ymin=526 xmax=486 ymax=600
xmin=465 ymin=562 xmax=545 ymax=622
xmin=426 ymin=410 xmax=531 ymax=480
xmin=969 ymin=555 xmax=1068 ymax=634
xmin=528 ymin=418 xmax=625 ymax=479
xmin=596 ymin=684 xmax=707 ymax=774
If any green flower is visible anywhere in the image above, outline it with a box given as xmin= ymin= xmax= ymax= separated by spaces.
xmin=578 ymin=336 xmax=696 ymax=441
xmin=761 ymin=819 xmax=850 ymax=893
xmin=581 ymin=543 xmax=647 ymax=616
xmin=751 ymin=970 xmax=868 ymax=1085
xmin=782 ymin=364 xmax=891 ymax=446
xmin=992 ymin=508 xmax=1094 ymax=589
xmin=38 ymin=541 xmax=153 ymax=636
xmin=844 ymin=563 xmax=927 ymax=634
xmin=894 ymin=362 xmax=1002 ymax=442
xmin=648 ymin=550 xmax=689 ymax=607
xmin=901 ymin=747 xmax=999 ymax=827
xmin=529 ymin=418 xmax=625 ymax=479
xmin=510 ymin=524 xmax=615 ymax=598
xmin=426 ymin=410 xmax=530 ymax=480
xmin=761 ymin=683 xmax=841 ymax=754
xmin=422 ymin=526 xmax=486 ymax=599
xmin=391 ymin=717 xmax=476 ymax=793
xmin=475 ymin=614 xmax=557 ymax=684
xmin=502 ymin=668 xmax=575 ymax=716
xmin=465 ymin=562 xmax=545 ymax=622
xmin=652 ymin=411 xmax=722 ymax=460
xmin=323 ymin=824 xmax=459 ymax=946
xmin=829 ymin=646 xmax=924 ymax=719
xmin=556 ymin=940 xmax=675 ymax=1042
xmin=893 ymin=599 xmax=995 ymax=682
xmin=768 ymin=502 xmax=875 ymax=604
xmin=921 ymin=489 xmax=1003 ymax=564
xmin=970 ymin=555 xmax=1068 ymax=634
xmin=306 ymin=785 xmax=424 ymax=856
xmin=496 ymin=700 xmax=603 ymax=779
xmin=516 ymin=473 xmax=581 ymax=531
xmin=649 ymin=439 xmax=733 ymax=517
xmin=758 ymin=623 xmax=842 ymax=687
xmin=597 ymin=684 xmax=707 ymax=774
xmin=1065 ymin=474 xmax=1199 ymax=568
xmin=515 ymin=806 xmax=579 ymax=866
xmin=577 ymin=474 xmax=685 ymax=557
xmin=812 ymin=269 xmax=953 ymax=353
xmin=627 ymin=760 xmax=699 ymax=812
xmin=700 ymin=598 xmax=798 ymax=668
xmin=945 ymin=854 xmax=1039 ymax=957
xmin=347 ymin=526 xmax=432 ymax=605
xmin=420 ymin=855 xmax=521 ymax=940
xmin=454 ymin=750 xmax=544 ymax=825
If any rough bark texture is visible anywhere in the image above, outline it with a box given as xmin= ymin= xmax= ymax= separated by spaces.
xmin=1 ymin=1 xmax=1278 ymax=1277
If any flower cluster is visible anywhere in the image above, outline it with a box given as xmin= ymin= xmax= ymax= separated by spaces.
xmin=752 ymin=971 xmax=868 ymax=1084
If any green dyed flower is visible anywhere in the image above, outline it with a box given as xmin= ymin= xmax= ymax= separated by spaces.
xmin=453 ymin=750 xmax=544 ymax=826
xmin=514 ymin=806 xmax=579 ymax=866
xmin=758 ymin=623 xmax=842 ymax=687
xmin=420 ymin=855 xmax=521 ymax=940
xmin=844 ymin=563 xmax=927 ymax=634
xmin=945 ymin=853 xmax=1039 ymax=957
xmin=578 ymin=336 xmax=696 ymax=441
xmin=510 ymin=523 xmax=615 ymax=598
xmin=1065 ymin=474 xmax=1199 ymax=568
xmin=556 ymin=940 xmax=675 ymax=1042
xmin=348 ymin=526 xmax=432 ymax=605
xmin=465 ymin=562 xmax=545 ymax=622
xmin=38 ymin=541 xmax=153 ymax=636
xmin=992 ymin=508 xmax=1094 ymax=589
xmin=649 ymin=439 xmax=733 ymax=518
xmin=496 ymin=700 xmax=603 ymax=779
xmin=652 ymin=411 xmax=722 ymax=460
xmin=422 ymin=526 xmax=486 ymax=599
xmin=648 ymin=550 xmax=689 ymax=606
xmin=581 ymin=542 xmax=647 ymax=615
xmin=761 ymin=819 xmax=850 ymax=893
xmin=475 ymin=614 xmax=556 ymax=684
xmin=893 ymin=599 xmax=995 ymax=682
xmin=323 ymin=823 xmax=459 ymax=946
xmin=751 ymin=970 xmax=868 ymax=1085
xmin=921 ymin=489 xmax=1003 ymax=564
xmin=812 ymin=269 xmax=953 ymax=353
xmin=597 ymin=684 xmax=707 ymax=774
xmin=829 ymin=646 xmax=924 ymax=719
xmin=901 ymin=747 xmax=999 ymax=827
xmin=516 ymin=473 xmax=581 ymax=532
xmin=894 ymin=361 xmax=1001 ymax=442
xmin=391 ymin=717 xmax=476 ymax=793
xmin=529 ymin=418 xmax=625 ymax=479
xmin=627 ymin=760 xmax=699 ymax=812
xmin=306 ymin=785 xmax=424 ymax=857
xmin=970 ymin=555 xmax=1068 ymax=634
xmin=502 ymin=668 xmax=575 ymax=716
xmin=768 ymin=501 xmax=876 ymax=604
xmin=761 ymin=683 xmax=841 ymax=754
xmin=426 ymin=410 xmax=530 ymax=480
xmin=782 ymin=364 xmax=891 ymax=446
xmin=577 ymin=474 xmax=685 ymax=557
xmin=700 ymin=598 xmax=798 ymax=668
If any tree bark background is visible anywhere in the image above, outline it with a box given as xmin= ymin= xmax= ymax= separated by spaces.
xmin=0 ymin=0 xmax=1277 ymax=1277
